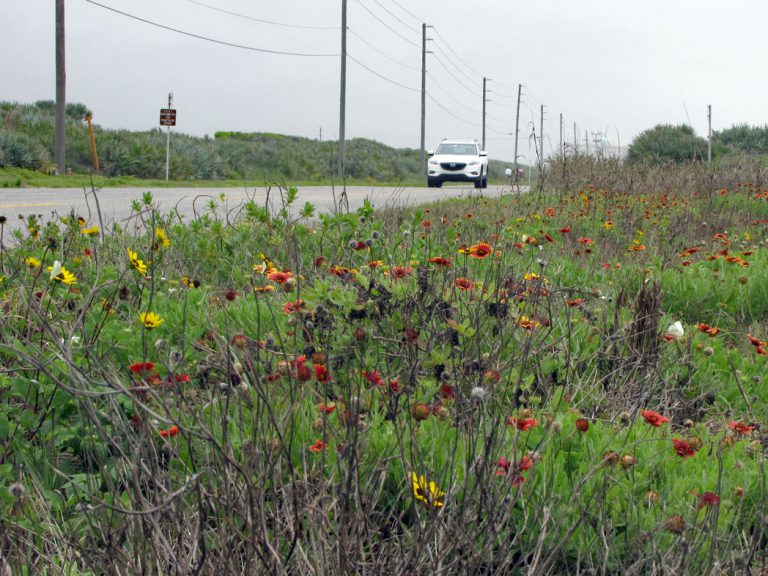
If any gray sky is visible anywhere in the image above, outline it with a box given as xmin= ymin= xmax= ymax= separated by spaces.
xmin=1 ymin=0 xmax=767 ymax=164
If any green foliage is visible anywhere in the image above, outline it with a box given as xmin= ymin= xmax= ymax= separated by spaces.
xmin=1 ymin=101 xmax=510 ymax=182
xmin=715 ymin=123 xmax=768 ymax=155
xmin=627 ymin=124 xmax=710 ymax=164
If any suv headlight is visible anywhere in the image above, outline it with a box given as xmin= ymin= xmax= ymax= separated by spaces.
xmin=428 ymin=160 xmax=439 ymax=166
xmin=468 ymin=160 xmax=479 ymax=166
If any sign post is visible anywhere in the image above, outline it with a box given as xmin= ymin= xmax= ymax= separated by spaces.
xmin=160 ymin=94 xmax=176 ymax=181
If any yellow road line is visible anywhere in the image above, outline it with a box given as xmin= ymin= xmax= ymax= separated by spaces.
xmin=0 ymin=202 xmax=61 ymax=208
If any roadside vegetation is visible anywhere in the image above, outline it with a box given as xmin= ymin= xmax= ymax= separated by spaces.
xmin=1 ymin=156 xmax=767 ymax=574
xmin=0 ymin=101 xmax=511 ymax=187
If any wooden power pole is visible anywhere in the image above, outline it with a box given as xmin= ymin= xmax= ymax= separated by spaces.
xmin=338 ymin=0 xmax=347 ymax=179
xmin=482 ymin=77 xmax=487 ymax=150
xmin=55 ymin=0 xmax=66 ymax=174
xmin=513 ymin=84 xmax=521 ymax=171
xmin=707 ymin=104 xmax=712 ymax=163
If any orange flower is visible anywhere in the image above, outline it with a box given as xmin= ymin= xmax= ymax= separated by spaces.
xmin=728 ymin=421 xmax=756 ymax=435
xmin=428 ymin=257 xmax=452 ymax=267
xmin=507 ymin=417 xmax=537 ymax=431
xmin=575 ymin=418 xmax=589 ymax=432
xmin=566 ymin=298 xmax=585 ymax=307
xmin=282 ymin=299 xmax=305 ymax=314
xmin=672 ymin=438 xmax=697 ymax=458
xmin=468 ymin=242 xmax=493 ymax=259
xmin=641 ymin=409 xmax=669 ymax=427
xmin=454 ymin=277 xmax=475 ymax=291
xmin=577 ymin=237 xmax=593 ymax=245
xmin=159 ymin=425 xmax=180 ymax=438
xmin=697 ymin=323 xmax=719 ymax=337
xmin=387 ymin=266 xmax=412 ymax=280
xmin=308 ymin=440 xmax=326 ymax=452
xmin=268 ymin=271 xmax=293 ymax=284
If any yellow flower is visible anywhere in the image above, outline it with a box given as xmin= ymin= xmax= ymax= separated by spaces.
xmin=155 ymin=228 xmax=170 ymax=248
xmin=81 ymin=225 xmax=100 ymax=236
xmin=411 ymin=472 xmax=445 ymax=508
xmin=47 ymin=262 xmax=77 ymax=285
xmin=603 ymin=220 xmax=614 ymax=230
xmin=25 ymin=256 xmax=41 ymax=268
xmin=127 ymin=248 xmax=148 ymax=276
xmin=139 ymin=311 xmax=164 ymax=329
xmin=524 ymin=272 xmax=540 ymax=281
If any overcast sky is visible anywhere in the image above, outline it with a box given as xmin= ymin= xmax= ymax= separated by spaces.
xmin=1 ymin=0 xmax=767 ymax=164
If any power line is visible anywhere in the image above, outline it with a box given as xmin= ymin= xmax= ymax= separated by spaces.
xmin=428 ymin=74 xmax=482 ymax=114
xmin=426 ymin=93 xmax=480 ymax=127
xmin=84 ymin=0 xmax=339 ymax=57
xmin=353 ymin=0 xmax=420 ymax=49
xmin=432 ymin=28 xmax=483 ymax=80
xmin=185 ymin=0 xmax=338 ymax=30
xmin=430 ymin=42 xmax=478 ymax=85
xmin=431 ymin=53 xmax=478 ymax=96
xmin=348 ymin=53 xmax=419 ymax=92
xmin=386 ymin=0 xmax=423 ymax=23
xmin=348 ymin=28 xmax=420 ymax=71
xmin=367 ymin=0 xmax=420 ymax=34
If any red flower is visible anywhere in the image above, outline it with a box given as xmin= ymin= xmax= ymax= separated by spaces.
xmin=575 ymin=418 xmax=590 ymax=432
xmin=282 ymin=299 xmax=305 ymax=314
xmin=641 ymin=409 xmax=669 ymax=427
xmin=362 ymin=369 xmax=384 ymax=386
xmin=558 ymin=227 xmax=571 ymax=234
xmin=428 ymin=256 xmax=452 ymax=267
xmin=314 ymin=364 xmax=331 ymax=383
xmin=577 ymin=237 xmax=593 ymax=245
xmin=693 ymin=491 xmax=719 ymax=509
xmin=697 ymin=323 xmax=720 ymax=336
xmin=308 ymin=440 xmax=326 ymax=452
xmin=672 ymin=438 xmax=697 ymax=458
xmin=387 ymin=266 xmax=412 ymax=280
xmin=454 ymin=277 xmax=475 ymax=291
xmin=495 ymin=457 xmax=511 ymax=476
xmin=729 ymin=421 xmax=756 ymax=435
xmin=159 ymin=425 xmax=180 ymax=438
xmin=507 ymin=417 xmax=537 ymax=431
xmin=468 ymin=242 xmax=493 ymax=259
xmin=129 ymin=361 xmax=155 ymax=375
xmin=317 ymin=402 xmax=336 ymax=414
xmin=566 ymin=298 xmax=585 ymax=307
xmin=268 ymin=271 xmax=293 ymax=284
xmin=439 ymin=384 xmax=457 ymax=399
xmin=224 ymin=289 xmax=238 ymax=301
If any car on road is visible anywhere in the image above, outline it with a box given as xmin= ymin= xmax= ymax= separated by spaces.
xmin=427 ymin=139 xmax=488 ymax=188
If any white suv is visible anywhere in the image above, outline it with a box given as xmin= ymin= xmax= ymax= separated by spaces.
xmin=427 ymin=139 xmax=488 ymax=188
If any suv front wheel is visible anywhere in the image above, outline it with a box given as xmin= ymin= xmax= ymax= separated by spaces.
xmin=427 ymin=176 xmax=443 ymax=188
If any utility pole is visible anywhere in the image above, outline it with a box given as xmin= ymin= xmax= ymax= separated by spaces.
xmin=539 ymin=104 xmax=545 ymax=176
xmin=573 ymin=123 xmax=578 ymax=155
xmin=55 ymin=0 xmax=66 ymax=174
xmin=707 ymin=104 xmax=712 ymax=163
xmin=482 ymin=77 xmax=488 ymax=150
xmin=559 ymin=113 xmax=564 ymax=158
xmin=420 ymin=23 xmax=432 ymax=173
xmin=164 ymin=93 xmax=173 ymax=181
xmin=513 ymin=83 xmax=521 ymax=172
xmin=338 ymin=0 xmax=347 ymax=179
xmin=585 ymin=131 xmax=589 ymax=156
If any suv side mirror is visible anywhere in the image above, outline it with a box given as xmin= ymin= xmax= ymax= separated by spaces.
xmin=427 ymin=150 xmax=434 ymax=156
xmin=479 ymin=151 xmax=487 ymax=157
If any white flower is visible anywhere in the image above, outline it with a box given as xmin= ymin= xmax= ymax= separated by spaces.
xmin=49 ymin=260 xmax=62 ymax=280
xmin=666 ymin=321 xmax=684 ymax=340
xmin=470 ymin=387 xmax=486 ymax=402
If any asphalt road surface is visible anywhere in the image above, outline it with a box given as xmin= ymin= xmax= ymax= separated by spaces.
xmin=0 ymin=183 xmax=528 ymax=238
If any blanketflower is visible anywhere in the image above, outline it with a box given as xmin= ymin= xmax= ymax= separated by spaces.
xmin=468 ymin=242 xmax=493 ymax=259
xmin=129 ymin=361 xmax=155 ymax=374
xmin=507 ymin=417 xmax=537 ymax=431
xmin=693 ymin=491 xmax=719 ymax=509
xmin=577 ymin=237 xmax=593 ymax=245
xmin=641 ymin=409 xmax=669 ymax=427
xmin=672 ymin=438 xmax=697 ymax=458
xmin=159 ymin=425 xmax=180 ymax=438
xmin=127 ymin=249 xmax=148 ymax=276
xmin=317 ymin=403 xmax=336 ymax=414
xmin=427 ymin=256 xmax=452 ymax=267
xmin=575 ymin=418 xmax=590 ymax=432
xmin=411 ymin=472 xmax=445 ymax=508
xmin=308 ymin=440 xmax=326 ymax=453
xmin=729 ymin=421 xmax=756 ymax=435
xmin=267 ymin=271 xmax=293 ymax=284
xmin=282 ymin=300 xmax=305 ymax=314
xmin=362 ymin=369 xmax=384 ymax=386
xmin=314 ymin=364 xmax=331 ymax=383
xmin=387 ymin=266 xmax=412 ymax=280
xmin=558 ymin=227 xmax=571 ymax=234
xmin=454 ymin=277 xmax=475 ymax=291
xmin=697 ymin=323 xmax=720 ymax=337
xmin=139 ymin=311 xmax=164 ymax=329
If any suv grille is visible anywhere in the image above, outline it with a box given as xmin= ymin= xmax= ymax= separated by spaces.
xmin=440 ymin=162 xmax=466 ymax=171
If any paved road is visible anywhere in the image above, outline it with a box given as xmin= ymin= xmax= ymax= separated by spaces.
xmin=0 ymin=184 xmax=527 ymax=237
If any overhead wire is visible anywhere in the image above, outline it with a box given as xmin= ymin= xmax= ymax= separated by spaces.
xmin=185 ymin=0 xmax=338 ymax=30
xmin=83 ymin=0 xmax=339 ymax=57
xmin=352 ymin=0 xmax=420 ymax=49
xmin=386 ymin=0 xmax=423 ymax=23
xmin=431 ymin=54 xmax=479 ymax=97
xmin=347 ymin=53 xmax=419 ymax=92
xmin=432 ymin=28 xmax=484 ymax=80
xmin=367 ymin=0 xmax=421 ymax=34
xmin=348 ymin=28 xmax=420 ymax=71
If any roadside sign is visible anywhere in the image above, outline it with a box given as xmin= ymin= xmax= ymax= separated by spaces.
xmin=160 ymin=108 xmax=177 ymax=126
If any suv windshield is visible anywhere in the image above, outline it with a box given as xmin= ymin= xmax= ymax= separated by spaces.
xmin=435 ymin=143 xmax=478 ymax=156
